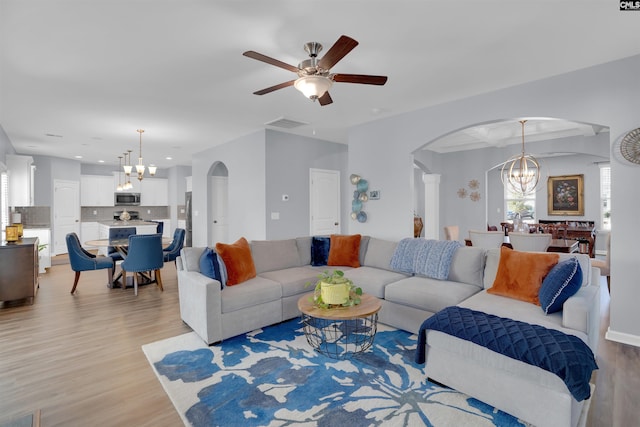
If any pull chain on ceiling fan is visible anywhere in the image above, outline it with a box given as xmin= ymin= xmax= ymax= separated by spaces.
xmin=243 ymin=35 xmax=388 ymax=106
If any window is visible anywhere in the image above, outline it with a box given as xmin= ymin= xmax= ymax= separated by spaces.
xmin=504 ymin=173 xmax=536 ymax=223
xmin=600 ymin=164 xmax=611 ymax=230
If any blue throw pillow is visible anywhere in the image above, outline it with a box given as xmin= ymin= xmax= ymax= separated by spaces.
xmin=311 ymin=236 xmax=330 ymax=266
xmin=199 ymin=247 xmax=224 ymax=289
xmin=539 ymin=257 xmax=582 ymax=314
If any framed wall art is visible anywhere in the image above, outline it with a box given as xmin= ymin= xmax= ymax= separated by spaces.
xmin=547 ymin=174 xmax=584 ymax=216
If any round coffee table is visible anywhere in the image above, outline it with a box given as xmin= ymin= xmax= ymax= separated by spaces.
xmin=297 ymin=292 xmax=382 ymax=359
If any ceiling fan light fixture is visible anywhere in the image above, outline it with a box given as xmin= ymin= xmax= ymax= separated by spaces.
xmin=294 ymin=75 xmax=333 ymax=100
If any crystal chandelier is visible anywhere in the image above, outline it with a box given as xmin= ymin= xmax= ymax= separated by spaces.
xmin=501 ymin=120 xmax=541 ymax=196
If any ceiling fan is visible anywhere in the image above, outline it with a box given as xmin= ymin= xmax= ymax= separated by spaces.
xmin=243 ymin=35 xmax=388 ymax=106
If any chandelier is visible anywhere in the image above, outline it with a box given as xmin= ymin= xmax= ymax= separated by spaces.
xmin=122 ymin=150 xmax=133 ymax=190
xmin=123 ymin=129 xmax=157 ymax=182
xmin=501 ymin=120 xmax=541 ymax=196
xmin=116 ymin=155 xmax=124 ymax=191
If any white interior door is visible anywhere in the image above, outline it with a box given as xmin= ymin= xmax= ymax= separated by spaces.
xmin=310 ymin=169 xmax=340 ymax=235
xmin=209 ymin=176 xmax=228 ymax=244
xmin=53 ymin=179 xmax=80 ymax=255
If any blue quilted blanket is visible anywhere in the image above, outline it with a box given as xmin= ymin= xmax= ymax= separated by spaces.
xmin=390 ymin=238 xmax=462 ymax=279
xmin=415 ymin=306 xmax=598 ymax=401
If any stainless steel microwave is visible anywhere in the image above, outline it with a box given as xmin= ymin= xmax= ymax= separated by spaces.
xmin=114 ymin=192 xmax=141 ymax=206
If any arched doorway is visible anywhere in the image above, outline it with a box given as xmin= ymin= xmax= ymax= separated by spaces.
xmin=208 ymin=162 xmax=229 ymax=245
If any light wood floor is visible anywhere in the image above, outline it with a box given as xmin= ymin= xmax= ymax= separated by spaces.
xmin=0 ymin=261 xmax=639 ymax=426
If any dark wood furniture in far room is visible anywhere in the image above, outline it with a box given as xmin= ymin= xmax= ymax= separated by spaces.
xmin=538 ymin=220 xmax=596 ymax=258
xmin=0 ymin=237 xmax=39 ymax=305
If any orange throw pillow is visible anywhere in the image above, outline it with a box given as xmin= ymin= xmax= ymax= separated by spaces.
xmin=487 ymin=246 xmax=559 ymax=305
xmin=215 ymin=237 xmax=256 ymax=286
xmin=327 ymin=234 xmax=362 ymax=268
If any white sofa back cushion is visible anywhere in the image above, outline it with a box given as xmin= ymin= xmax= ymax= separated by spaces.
xmin=448 ymin=247 xmax=486 ymax=288
xmin=483 ymin=248 xmax=592 ymax=290
xmin=251 ymin=239 xmax=302 ymax=274
xmin=181 ymin=247 xmax=205 ymax=272
xmin=363 ymin=237 xmax=397 ymax=271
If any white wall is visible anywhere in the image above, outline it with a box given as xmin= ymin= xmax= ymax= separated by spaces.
xmin=191 ymin=130 xmax=267 ymax=246
xmin=347 ymin=54 xmax=640 ymax=345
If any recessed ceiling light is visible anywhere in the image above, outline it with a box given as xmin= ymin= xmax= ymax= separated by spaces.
xmin=165 ymin=156 xmax=172 ymax=160
xmin=74 ymin=155 xmax=82 ymax=159
xmin=98 ymin=160 xmax=105 ymax=163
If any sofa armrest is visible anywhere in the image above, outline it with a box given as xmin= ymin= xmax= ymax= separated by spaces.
xmin=562 ymin=280 xmax=600 ymax=352
xmin=177 ymin=270 xmax=223 ymax=345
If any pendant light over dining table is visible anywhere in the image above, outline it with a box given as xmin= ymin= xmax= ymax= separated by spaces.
xmin=501 ymin=120 xmax=541 ymax=196
xmin=130 ymin=129 xmax=157 ymax=181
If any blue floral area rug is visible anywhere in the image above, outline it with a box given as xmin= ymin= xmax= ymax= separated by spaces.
xmin=142 ymin=319 xmax=529 ymax=427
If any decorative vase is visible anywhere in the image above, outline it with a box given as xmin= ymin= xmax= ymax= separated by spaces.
xmin=320 ymin=282 xmax=350 ymax=305
xmin=119 ymin=210 xmax=131 ymax=221
xmin=414 ymin=216 xmax=423 ymax=238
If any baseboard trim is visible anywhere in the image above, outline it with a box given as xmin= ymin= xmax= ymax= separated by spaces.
xmin=605 ymin=327 xmax=640 ymax=348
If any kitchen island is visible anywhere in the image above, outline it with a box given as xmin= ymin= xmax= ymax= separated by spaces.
xmin=94 ymin=220 xmax=160 ymax=255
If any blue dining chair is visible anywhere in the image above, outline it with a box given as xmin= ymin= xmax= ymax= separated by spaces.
xmin=163 ymin=228 xmax=186 ymax=263
xmin=66 ymin=232 xmax=114 ymax=294
xmin=108 ymin=227 xmax=137 ymax=262
xmin=120 ymin=233 xmax=164 ymax=296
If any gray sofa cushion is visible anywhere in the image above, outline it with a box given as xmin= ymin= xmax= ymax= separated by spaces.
xmin=221 ymin=276 xmax=282 ymax=313
xmin=180 ymin=247 xmax=205 ymax=272
xmin=363 ymin=237 xmax=397 ymax=270
xmin=296 ymin=236 xmax=312 ymax=265
xmin=447 ymin=246 xmax=486 ymax=288
xmin=259 ymin=266 xmax=319 ymax=297
xmin=359 ymin=235 xmax=370 ymax=266
xmin=384 ymin=276 xmax=481 ymax=314
xmin=251 ymin=239 xmax=302 ymax=274
xmin=345 ymin=266 xmax=409 ymax=298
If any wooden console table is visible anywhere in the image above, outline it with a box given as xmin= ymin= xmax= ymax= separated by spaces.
xmin=0 ymin=237 xmax=39 ymax=304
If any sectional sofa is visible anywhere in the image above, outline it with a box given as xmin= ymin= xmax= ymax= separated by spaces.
xmin=176 ymin=234 xmax=600 ymax=427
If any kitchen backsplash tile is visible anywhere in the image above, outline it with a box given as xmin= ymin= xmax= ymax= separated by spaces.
xmin=13 ymin=206 xmax=51 ymax=228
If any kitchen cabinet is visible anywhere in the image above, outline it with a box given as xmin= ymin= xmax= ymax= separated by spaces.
xmin=185 ymin=176 xmax=192 ymax=192
xmin=7 ymin=154 xmax=34 ymax=206
xmin=23 ymin=229 xmax=51 ymax=273
xmin=81 ymin=175 xmax=114 ymax=206
xmin=113 ymin=171 xmax=141 ymax=193
xmin=0 ymin=237 xmax=38 ymax=303
xmin=140 ymin=178 xmax=168 ymax=206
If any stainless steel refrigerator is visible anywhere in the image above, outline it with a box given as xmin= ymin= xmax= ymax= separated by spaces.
xmin=185 ymin=191 xmax=192 ymax=247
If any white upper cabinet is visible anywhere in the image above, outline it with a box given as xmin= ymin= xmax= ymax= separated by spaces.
xmin=140 ymin=178 xmax=169 ymax=206
xmin=80 ymin=175 xmax=114 ymax=206
xmin=185 ymin=176 xmax=192 ymax=192
xmin=7 ymin=155 xmax=34 ymax=206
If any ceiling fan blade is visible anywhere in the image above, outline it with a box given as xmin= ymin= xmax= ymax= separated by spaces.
xmin=333 ymin=74 xmax=388 ymax=85
xmin=318 ymin=92 xmax=333 ymax=106
xmin=243 ymin=51 xmax=299 ymax=73
xmin=253 ymin=80 xmax=296 ymax=95
xmin=317 ymin=35 xmax=359 ymax=70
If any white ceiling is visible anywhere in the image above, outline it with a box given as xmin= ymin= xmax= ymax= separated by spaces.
xmin=1 ymin=1 xmax=638 ymax=169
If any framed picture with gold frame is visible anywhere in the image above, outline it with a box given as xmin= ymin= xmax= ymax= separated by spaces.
xmin=547 ymin=174 xmax=584 ymax=216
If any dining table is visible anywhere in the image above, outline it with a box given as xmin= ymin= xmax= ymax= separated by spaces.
xmin=465 ymin=237 xmax=580 ymax=253
xmin=84 ymin=237 xmax=172 ymax=288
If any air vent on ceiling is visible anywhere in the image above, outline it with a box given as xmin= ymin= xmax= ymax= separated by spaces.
xmin=265 ymin=117 xmax=309 ymax=129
